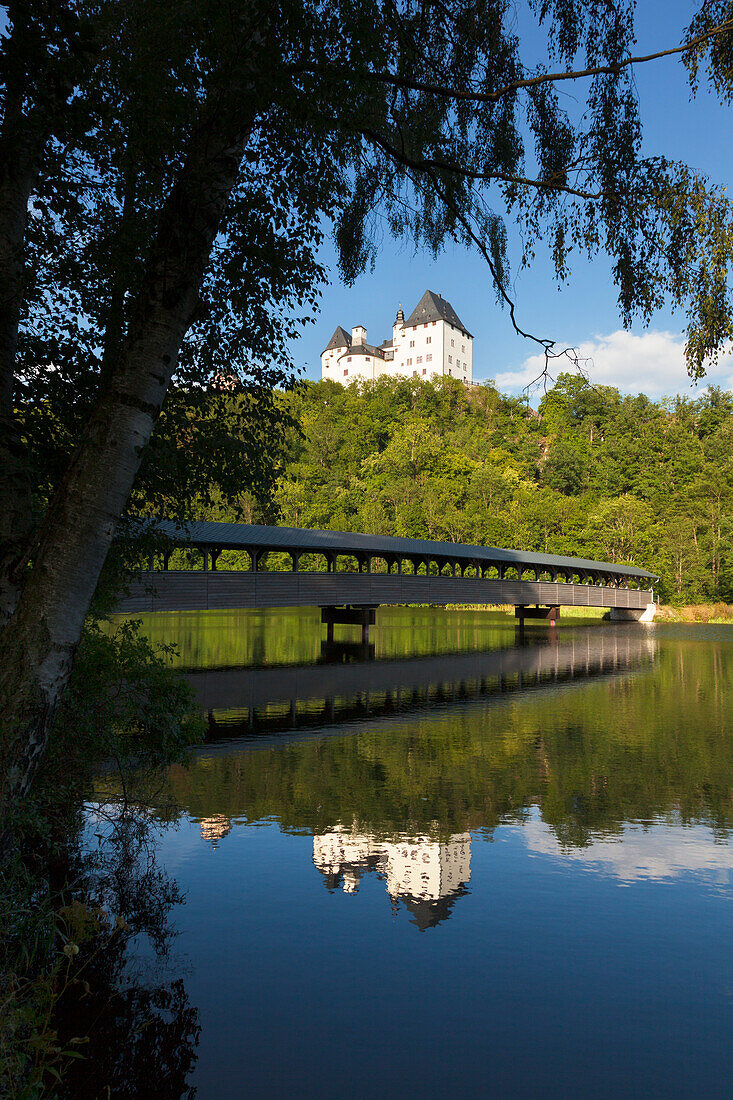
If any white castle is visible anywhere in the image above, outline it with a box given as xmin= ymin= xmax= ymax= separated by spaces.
xmin=321 ymin=289 xmax=474 ymax=385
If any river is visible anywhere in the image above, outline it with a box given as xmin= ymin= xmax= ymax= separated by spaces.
xmin=97 ymin=608 xmax=733 ymax=1098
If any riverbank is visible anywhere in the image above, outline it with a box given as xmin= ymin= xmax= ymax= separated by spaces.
xmin=654 ymin=603 xmax=733 ymax=624
xmin=444 ymin=605 xmax=609 ymax=620
xmin=445 ymin=603 xmax=733 ymax=624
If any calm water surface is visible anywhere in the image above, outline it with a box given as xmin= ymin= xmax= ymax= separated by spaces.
xmin=115 ymin=609 xmax=733 ymax=1098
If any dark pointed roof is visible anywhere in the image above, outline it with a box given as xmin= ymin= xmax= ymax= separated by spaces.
xmin=146 ymin=518 xmax=658 ymax=580
xmin=402 ymin=886 xmax=469 ymax=930
xmin=322 ymin=325 xmax=352 ymax=353
xmin=340 ymin=342 xmax=384 ymax=359
xmin=404 ymin=290 xmax=472 ymax=336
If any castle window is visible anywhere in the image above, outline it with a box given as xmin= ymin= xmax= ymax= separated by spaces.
xmin=417 ymin=356 xmax=422 ymax=364
xmin=365 ymin=356 xmax=370 ymax=361
xmin=344 ymin=369 xmax=348 ymax=376
xmin=426 ymin=336 xmax=431 ymax=344
xmin=347 ymin=356 xmax=352 ymax=362
xmin=432 ymin=321 xmax=436 ymax=325
xmin=462 ymin=345 xmax=465 ymax=353
xmin=448 ymin=355 xmax=452 ymax=363
xmin=451 ymin=339 xmax=455 ymax=346
xmin=406 ymin=358 xmax=412 ymax=365
xmin=426 ymin=354 xmax=432 ymax=362
xmin=422 ymin=368 xmax=427 ymax=375
xmin=409 ymin=340 xmax=415 ymax=348
xmin=413 ymin=370 xmax=418 ymax=376
xmin=423 ymin=323 xmax=428 ymax=328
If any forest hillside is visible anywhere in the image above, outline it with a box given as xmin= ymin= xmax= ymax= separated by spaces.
xmin=266 ymin=374 xmax=733 ymax=605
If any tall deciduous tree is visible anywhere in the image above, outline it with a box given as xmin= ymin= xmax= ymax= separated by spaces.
xmin=1 ymin=0 xmax=733 ymax=819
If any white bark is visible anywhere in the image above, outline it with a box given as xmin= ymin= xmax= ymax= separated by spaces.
xmin=0 ymin=101 xmax=254 ymax=815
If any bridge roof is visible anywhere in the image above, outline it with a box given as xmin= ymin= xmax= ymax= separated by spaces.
xmin=148 ymin=520 xmax=657 ymax=581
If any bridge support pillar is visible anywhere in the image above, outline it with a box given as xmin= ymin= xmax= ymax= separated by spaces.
xmin=321 ymin=605 xmax=377 ymax=645
xmin=515 ymin=605 xmax=560 ymax=626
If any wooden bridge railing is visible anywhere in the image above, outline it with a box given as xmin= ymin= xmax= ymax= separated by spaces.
xmin=117 ymin=569 xmax=654 ymax=615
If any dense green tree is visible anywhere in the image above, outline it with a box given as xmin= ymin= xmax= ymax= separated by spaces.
xmin=543 ymin=434 xmax=591 ymax=496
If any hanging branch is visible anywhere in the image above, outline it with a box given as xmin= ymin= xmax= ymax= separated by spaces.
xmin=357 ymin=128 xmax=592 ymax=390
xmin=293 ymin=20 xmax=733 ymax=107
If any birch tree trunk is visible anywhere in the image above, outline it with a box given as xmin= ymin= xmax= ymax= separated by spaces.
xmin=0 ymin=105 xmax=254 ymax=819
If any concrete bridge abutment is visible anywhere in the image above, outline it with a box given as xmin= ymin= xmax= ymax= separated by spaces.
xmin=609 ymin=603 xmax=657 ymax=623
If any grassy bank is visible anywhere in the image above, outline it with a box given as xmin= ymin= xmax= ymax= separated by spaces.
xmin=445 ymin=603 xmax=733 ymax=624
xmin=655 ymin=604 xmax=733 ymax=624
xmin=444 ymin=604 xmax=607 ymax=620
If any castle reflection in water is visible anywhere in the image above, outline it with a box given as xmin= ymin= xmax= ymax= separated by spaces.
xmin=199 ymin=814 xmax=233 ymax=846
xmin=313 ymin=825 xmax=472 ymax=930
xmin=197 ymin=812 xmax=472 ymax=928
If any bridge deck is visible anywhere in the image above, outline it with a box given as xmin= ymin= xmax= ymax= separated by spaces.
xmin=118 ymin=570 xmax=653 ymax=614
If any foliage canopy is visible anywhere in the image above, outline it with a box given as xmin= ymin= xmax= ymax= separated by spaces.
xmin=266 ymin=376 xmax=733 ymax=603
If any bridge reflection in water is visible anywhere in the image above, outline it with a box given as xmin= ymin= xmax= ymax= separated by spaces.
xmin=190 ymin=628 xmax=657 ymax=741
xmin=188 ymin=628 xmax=657 ymax=929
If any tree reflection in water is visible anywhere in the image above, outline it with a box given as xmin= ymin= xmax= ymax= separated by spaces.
xmin=52 ymin=807 xmax=200 ymax=1099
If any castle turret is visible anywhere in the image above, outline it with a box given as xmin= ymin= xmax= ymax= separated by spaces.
xmin=392 ymin=306 xmax=404 ymax=348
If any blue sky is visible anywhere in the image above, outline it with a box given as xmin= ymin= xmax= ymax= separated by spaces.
xmin=290 ymin=1 xmax=733 ymax=399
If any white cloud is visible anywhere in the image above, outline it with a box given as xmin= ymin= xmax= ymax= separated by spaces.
xmin=516 ymin=811 xmax=733 ymax=884
xmin=492 ymin=329 xmax=733 ymax=399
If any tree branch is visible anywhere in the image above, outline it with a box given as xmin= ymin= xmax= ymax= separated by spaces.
xmin=0 ymin=81 xmax=258 ymax=812
xmin=295 ymin=19 xmax=733 ymax=106
xmin=361 ymin=127 xmax=601 ymax=200
xmin=413 ymin=159 xmax=588 ymax=388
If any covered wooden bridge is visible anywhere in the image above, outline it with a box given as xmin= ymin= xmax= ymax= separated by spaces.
xmin=118 ymin=520 xmax=657 ymax=629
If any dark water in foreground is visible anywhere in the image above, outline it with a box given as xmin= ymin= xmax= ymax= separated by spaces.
xmin=111 ymin=609 xmax=733 ymax=1098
